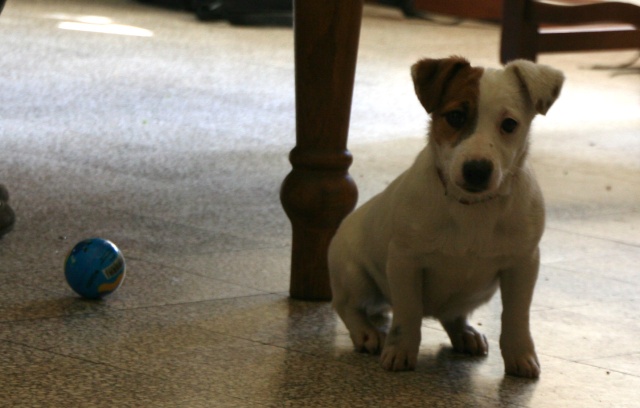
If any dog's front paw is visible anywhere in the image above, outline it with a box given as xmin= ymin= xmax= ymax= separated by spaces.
xmin=350 ymin=328 xmax=386 ymax=355
xmin=442 ymin=320 xmax=488 ymax=356
xmin=503 ymin=351 xmax=540 ymax=378
xmin=380 ymin=344 xmax=418 ymax=371
xmin=501 ymin=333 xmax=540 ymax=378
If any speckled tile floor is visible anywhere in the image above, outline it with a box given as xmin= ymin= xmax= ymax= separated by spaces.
xmin=1 ymin=0 xmax=639 ymax=407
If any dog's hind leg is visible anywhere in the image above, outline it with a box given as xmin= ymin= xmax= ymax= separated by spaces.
xmin=441 ymin=316 xmax=489 ymax=356
xmin=331 ymin=264 xmax=388 ymax=355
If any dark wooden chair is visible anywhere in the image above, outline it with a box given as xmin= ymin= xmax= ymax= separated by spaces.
xmin=501 ymin=0 xmax=640 ymax=63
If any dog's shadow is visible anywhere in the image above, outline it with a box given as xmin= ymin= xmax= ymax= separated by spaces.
xmin=497 ymin=375 xmax=538 ymax=406
xmin=413 ymin=346 xmax=538 ymax=405
xmin=278 ymin=299 xmax=538 ymax=404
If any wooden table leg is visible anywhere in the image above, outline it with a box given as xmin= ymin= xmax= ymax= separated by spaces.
xmin=280 ymin=0 xmax=363 ymax=301
xmin=500 ymin=0 xmax=538 ymax=63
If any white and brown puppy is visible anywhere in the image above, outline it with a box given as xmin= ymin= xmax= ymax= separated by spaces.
xmin=328 ymin=56 xmax=563 ymax=378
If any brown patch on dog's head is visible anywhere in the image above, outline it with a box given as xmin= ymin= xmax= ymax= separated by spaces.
xmin=411 ymin=57 xmax=484 ymax=145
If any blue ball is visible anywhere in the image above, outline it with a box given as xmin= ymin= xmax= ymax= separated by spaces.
xmin=64 ymin=238 xmax=126 ymax=299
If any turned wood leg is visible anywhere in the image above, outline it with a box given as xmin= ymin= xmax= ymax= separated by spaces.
xmin=280 ymin=0 xmax=363 ymax=301
xmin=500 ymin=0 xmax=538 ymax=63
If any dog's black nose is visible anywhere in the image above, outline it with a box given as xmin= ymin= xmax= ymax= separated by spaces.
xmin=462 ymin=160 xmax=493 ymax=192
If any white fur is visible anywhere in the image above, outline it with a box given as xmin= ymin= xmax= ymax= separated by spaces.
xmin=328 ymin=58 xmax=564 ymax=378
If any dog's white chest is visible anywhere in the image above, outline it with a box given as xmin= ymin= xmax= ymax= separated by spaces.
xmin=419 ymin=253 xmax=502 ymax=320
xmin=427 ymin=222 xmax=507 ymax=258
xmin=406 ymin=199 xmax=532 ymax=259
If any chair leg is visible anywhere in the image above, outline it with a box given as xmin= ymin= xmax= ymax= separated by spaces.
xmin=501 ymin=0 xmax=538 ymax=63
xmin=280 ymin=0 xmax=363 ymax=301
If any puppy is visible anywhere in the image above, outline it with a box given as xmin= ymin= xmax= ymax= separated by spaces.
xmin=328 ymin=57 xmax=563 ymax=378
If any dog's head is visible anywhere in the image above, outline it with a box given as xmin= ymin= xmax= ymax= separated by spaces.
xmin=411 ymin=56 xmax=564 ymax=204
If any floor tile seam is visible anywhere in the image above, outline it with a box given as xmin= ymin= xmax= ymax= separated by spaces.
xmin=7 ymin=206 xmax=289 ymax=254
xmin=544 ymin=226 xmax=640 ymax=249
xmin=2 ymin=127 xmax=295 ymax=161
xmin=112 ymin=210 xmax=289 ymax=250
xmin=0 ymin=338 xmax=152 ymax=371
xmin=0 ymin=339 xmax=265 ymax=406
xmin=0 ymin=275 xmax=70 ymax=295
xmin=173 ymin=244 xmax=291 ymax=254
xmin=0 ymin=309 xmax=110 ymax=326
xmin=104 ymin=291 xmax=286 ymax=314
xmin=3 ymin=142 xmax=292 ymax=169
xmin=0 ymin=292 xmax=284 ymax=325
xmin=529 ymin=297 xmax=639 ymax=315
xmin=125 ymin=253 xmax=288 ymax=294
xmin=535 ymin=351 xmax=607 ymax=368
xmin=536 ymin=164 xmax=640 ymax=185
xmin=547 ymin=209 xmax=640 ymax=225
xmin=529 ymin=302 xmax=594 ymax=313
xmin=1 ymin=253 xmax=290 ymax=298
xmin=578 ymin=351 xmax=640 ymax=364
xmin=1 ymin=319 xmax=276 ymax=360
xmin=126 ymin=242 xmax=290 ymax=264
xmin=1 ymin=149 xmax=165 ymax=184
xmin=0 ymin=151 xmax=279 ymax=200
xmin=571 ymin=359 xmax=640 ymax=379
xmin=538 ymin=262 xmax=640 ymax=287
xmin=539 ymin=177 xmax=638 ymax=193
xmin=536 ymin=351 xmax=640 ymax=377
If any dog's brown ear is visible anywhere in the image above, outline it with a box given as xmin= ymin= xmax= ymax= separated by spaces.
xmin=505 ymin=59 xmax=564 ymax=115
xmin=410 ymin=56 xmax=472 ymax=113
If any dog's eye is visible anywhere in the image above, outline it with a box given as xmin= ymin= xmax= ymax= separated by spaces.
xmin=501 ymin=118 xmax=518 ymax=134
xmin=444 ymin=111 xmax=466 ymax=129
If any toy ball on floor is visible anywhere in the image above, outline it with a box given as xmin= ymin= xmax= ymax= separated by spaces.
xmin=64 ymin=238 xmax=126 ymax=299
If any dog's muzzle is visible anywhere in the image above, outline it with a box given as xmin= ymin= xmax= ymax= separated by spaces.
xmin=461 ymin=159 xmax=493 ymax=193
xmin=437 ymin=164 xmax=501 ymax=206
